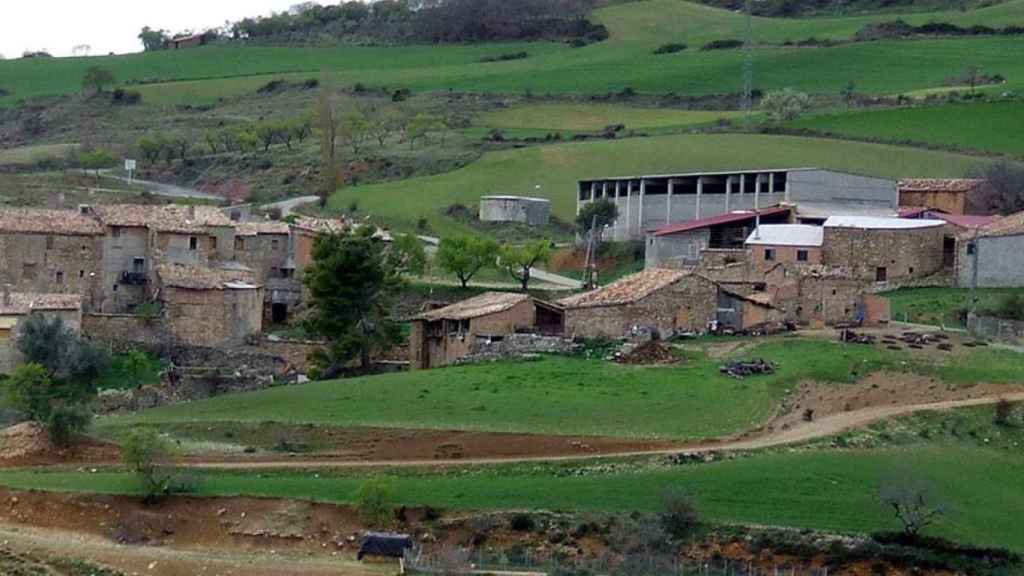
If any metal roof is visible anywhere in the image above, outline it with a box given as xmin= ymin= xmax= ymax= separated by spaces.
xmin=745 ymin=225 xmax=823 ymax=247
xmin=824 ymin=216 xmax=946 ymax=230
xmin=651 ymin=207 xmax=791 ymax=237
xmin=480 ymin=196 xmax=550 ymax=203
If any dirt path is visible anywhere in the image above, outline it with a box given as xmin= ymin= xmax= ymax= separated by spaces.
xmin=0 ymin=523 xmax=389 ymax=576
xmin=186 ymin=391 xmax=1024 ymax=470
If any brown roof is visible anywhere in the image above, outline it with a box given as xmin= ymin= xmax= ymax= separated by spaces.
xmin=558 ymin=268 xmax=688 ymax=309
xmin=416 ymin=292 xmax=531 ymax=321
xmin=94 ymin=205 xmax=233 ymax=233
xmin=898 ymin=178 xmax=984 ymax=193
xmin=0 ymin=293 xmax=82 ymax=315
xmin=0 ymin=208 xmax=102 ymax=236
xmin=156 ymin=263 xmax=258 ymax=290
xmin=975 ymin=210 xmax=1024 ymax=238
xmin=236 ymin=221 xmax=291 ymax=237
xmin=291 ymin=216 xmax=349 ymax=235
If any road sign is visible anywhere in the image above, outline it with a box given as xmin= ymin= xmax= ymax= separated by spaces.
xmin=125 ymin=159 xmax=137 ymax=171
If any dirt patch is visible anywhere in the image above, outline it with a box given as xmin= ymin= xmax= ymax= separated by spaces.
xmin=0 ymin=422 xmax=119 ymax=468
xmin=615 ymin=340 xmax=681 ymax=365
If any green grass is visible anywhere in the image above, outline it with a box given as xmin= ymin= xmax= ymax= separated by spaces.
xmin=4 ymin=0 xmax=1024 ymax=107
xmin=0 ymin=143 xmax=79 ymax=166
xmin=4 ymin=444 xmax=1023 ymax=551
xmin=98 ymin=338 xmax=1024 ymax=440
xmin=479 ymin=103 xmax=744 ymax=132
xmin=791 ymin=100 xmax=1024 ymax=157
xmin=95 ymin=352 xmax=163 ymax=392
xmin=331 ymin=132 xmax=989 ymax=236
xmin=883 ymin=286 xmax=1024 ymax=327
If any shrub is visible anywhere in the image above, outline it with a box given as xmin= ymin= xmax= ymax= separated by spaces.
xmin=481 ymin=51 xmax=529 ymax=63
xmin=391 ymin=88 xmax=411 ymax=102
xmin=354 ymin=476 xmax=395 ymax=528
xmin=760 ymin=88 xmax=813 ymax=122
xmin=45 ymin=403 xmax=91 ymax=448
xmin=660 ymin=488 xmax=701 ymax=539
xmin=509 ymin=513 xmax=536 ymax=532
xmin=701 ymin=39 xmax=744 ymax=51
xmin=994 ymin=399 xmax=1019 ymax=427
xmin=654 ymin=42 xmax=688 ymax=55
xmin=111 ymin=88 xmax=142 ymax=105
xmin=122 ymin=427 xmax=179 ymax=503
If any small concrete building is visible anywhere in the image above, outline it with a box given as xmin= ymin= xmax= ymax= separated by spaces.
xmin=646 ymin=207 xmax=793 ymax=269
xmin=898 ymin=178 xmax=986 ymax=215
xmin=559 ymin=268 xmax=720 ymax=339
xmin=956 ymin=211 xmax=1024 ymax=288
xmin=155 ymin=263 xmax=264 ymax=347
xmin=0 ymin=290 xmax=82 ymax=374
xmin=745 ymin=224 xmax=824 ymax=271
xmin=579 ymin=168 xmax=897 ymax=242
xmin=822 ymin=216 xmax=946 ymax=284
xmin=479 ymin=196 xmax=551 ymax=226
xmin=409 ymin=292 xmax=561 ymax=370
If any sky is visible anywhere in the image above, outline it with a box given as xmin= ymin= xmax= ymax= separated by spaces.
xmin=1 ymin=0 xmax=305 ymax=58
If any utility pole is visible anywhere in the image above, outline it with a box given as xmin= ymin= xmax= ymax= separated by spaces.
xmin=970 ymin=228 xmax=980 ymax=316
xmin=584 ymin=215 xmax=598 ymax=290
xmin=743 ymin=0 xmax=754 ymax=118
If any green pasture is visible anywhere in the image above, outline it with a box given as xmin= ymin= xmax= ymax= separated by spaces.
xmin=883 ymin=286 xmax=1024 ymax=327
xmin=479 ymin=103 xmax=743 ymax=132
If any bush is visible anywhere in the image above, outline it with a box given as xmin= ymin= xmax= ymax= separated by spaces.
xmin=122 ymin=427 xmax=179 ymax=503
xmin=481 ymin=51 xmax=529 ymax=63
xmin=654 ymin=42 xmax=687 ymax=55
xmin=701 ymin=39 xmax=744 ymax=51
xmin=45 ymin=403 xmax=91 ymax=448
xmin=760 ymin=88 xmax=813 ymax=122
xmin=509 ymin=513 xmax=536 ymax=532
xmin=111 ymin=88 xmax=142 ymax=105
xmin=660 ymin=488 xmax=701 ymax=539
xmin=354 ymin=476 xmax=395 ymax=528
xmin=994 ymin=399 xmax=1019 ymax=427
xmin=392 ymin=88 xmax=411 ymax=102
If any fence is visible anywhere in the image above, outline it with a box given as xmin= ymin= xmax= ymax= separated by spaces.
xmin=968 ymin=314 xmax=1024 ymax=344
xmin=404 ymin=547 xmax=833 ymax=576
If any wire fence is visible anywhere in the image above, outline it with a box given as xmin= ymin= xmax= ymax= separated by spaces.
xmin=404 ymin=547 xmax=833 ymax=576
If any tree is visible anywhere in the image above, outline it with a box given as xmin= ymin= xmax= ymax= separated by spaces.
xmin=3 ymin=363 xmax=92 ymax=448
xmin=82 ymin=66 xmax=115 ymax=94
xmin=841 ymin=80 xmax=857 ymax=110
xmin=760 ymin=88 xmax=813 ymax=122
xmin=138 ymin=135 xmax=165 ymax=164
xmin=966 ymin=160 xmax=1024 ymax=214
xmin=315 ymin=89 xmax=342 ymax=208
xmin=500 ymin=240 xmax=552 ymax=291
xmin=122 ymin=427 xmax=178 ymax=503
xmin=879 ymin=476 xmax=947 ymax=536
xmin=79 ymin=148 xmax=117 ymax=179
xmin=303 ymin=228 xmax=404 ymax=373
xmin=255 ymin=122 xmax=279 ymax=152
xmin=437 ymin=236 xmax=499 ymax=288
xmin=405 ymin=113 xmax=443 ymax=149
xmin=965 ymin=64 xmax=980 ymax=94
xmin=138 ymin=27 xmax=169 ymax=51
xmin=17 ymin=315 xmax=108 ymax=389
xmin=390 ymin=233 xmax=428 ymax=276
xmin=367 ymin=107 xmax=401 ymax=147
xmin=575 ymin=198 xmax=619 ymax=234
xmin=660 ymin=488 xmax=701 ymax=539
xmin=353 ymin=476 xmax=395 ymax=528
xmin=340 ymin=108 xmax=373 ymax=156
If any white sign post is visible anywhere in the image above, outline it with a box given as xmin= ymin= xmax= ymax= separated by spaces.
xmin=125 ymin=159 xmax=137 ymax=184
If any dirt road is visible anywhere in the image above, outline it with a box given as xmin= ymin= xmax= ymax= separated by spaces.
xmin=186 ymin=391 xmax=1024 ymax=470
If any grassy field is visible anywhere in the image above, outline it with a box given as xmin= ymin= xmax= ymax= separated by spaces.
xmin=3 ymin=443 xmax=1022 ymax=551
xmin=330 ymin=132 xmax=988 ymax=235
xmin=3 ymin=0 xmax=1024 ymax=106
xmin=98 ymin=338 xmax=1024 ymax=440
xmin=884 ymin=286 xmax=1024 ymax=326
xmin=479 ymin=103 xmax=743 ymax=132
xmin=0 ymin=143 xmax=79 ymax=166
xmin=791 ymin=100 xmax=1024 ymax=157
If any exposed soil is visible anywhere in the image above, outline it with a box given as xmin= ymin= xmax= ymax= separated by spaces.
xmin=615 ymin=340 xmax=682 ymax=365
xmin=0 ymin=422 xmax=120 ymax=468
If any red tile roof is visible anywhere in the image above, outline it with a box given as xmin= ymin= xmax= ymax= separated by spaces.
xmin=651 ymin=207 xmax=791 ymax=237
xmin=416 ymin=292 xmax=531 ymax=321
xmin=94 ymin=205 xmax=233 ymax=233
xmin=928 ymin=212 xmax=999 ymax=230
xmin=236 ymin=221 xmax=291 ymax=237
xmin=0 ymin=208 xmax=102 ymax=236
xmin=156 ymin=263 xmax=258 ymax=290
xmin=558 ymin=268 xmax=689 ymax=309
xmin=975 ymin=211 xmax=1024 ymax=238
xmin=0 ymin=293 xmax=81 ymax=315
xmin=898 ymin=178 xmax=984 ymax=193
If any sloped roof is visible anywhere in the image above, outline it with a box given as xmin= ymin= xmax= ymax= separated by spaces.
xmin=926 ymin=212 xmax=999 ymax=230
xmin=652 ymin=207 xmax=791 ymax=237
xmin=975 ymin=211 xmax=1024 ymax=238
xmin=156 ymin=263 xmax=258 ymax=290
xmin=0 ymin=293 xmax=82 ymax=315
xmin=0 ymin=208 xmax=102 ymax=236
xmin=416 ymin=292 xmax=531 ymax=321
xmin=558 ymin=268 xmax=688 ymax=309
xmin=745 ymin=225 xmax=823 ymax=247
xmin=94 ymin=205 xmax=233 ymax=233
xmin=898 ymin=178 xmax=984 ymax=193
xmin=824 ymin=216 xmax=945 ymax=230
xmin=236 ymin=221 xmax=291 ymax=237
xmin=291 ymin=216 xmax=349 ymax=235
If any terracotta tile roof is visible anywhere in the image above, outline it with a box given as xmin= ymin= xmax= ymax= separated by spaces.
xmin=416 ymin=291 xmax=531 ymax=321
xmin=236 ymin=221 xmax=291 ymax=237
xmin=975 ymin=210 xmax=1024 ymax=238
xmin=926 ymin=212 xmax=998 ymax=230
xmin=652 ymin=207 xmax=791 ymax=237
xmin=898 ymin=178 xmax=984 ymax=193
xmin=0 ymin=208 xmax=102 ymax=236
xmin=93 ymin=205 xmax=233 ymax=233
xmin=0 ymin=292 xmax=81 ymax=315
xmin=156 ymin=263 xmax=259 ymax=290
xmin=558 ymin=268 xmax=687 ymax=309
xmin=291 ymin=216 xmax=349 ymax=235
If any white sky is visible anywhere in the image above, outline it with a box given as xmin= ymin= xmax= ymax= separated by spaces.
xmin=1 ymin=0 xmax=306 ymax=58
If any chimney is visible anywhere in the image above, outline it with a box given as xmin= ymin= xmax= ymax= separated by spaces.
xmin=2 ymin=285 xmax=10 ymax=307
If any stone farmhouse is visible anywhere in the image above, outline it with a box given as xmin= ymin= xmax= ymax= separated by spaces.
xmin=0 ymin=289 xmax=82 ymax=374
xmin=898 ymin=178 xmax=988 ymax=216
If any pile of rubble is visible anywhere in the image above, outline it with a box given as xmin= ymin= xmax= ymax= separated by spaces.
xmin=614 ymin=340 xmax=681 ymax=365
xmin=838 ymin=329 xmax=876 ymax=345
xmin=720 ymin=359 xmax=777 ymax=379
xmin=881 ymin=331 xmax=955 ymax=351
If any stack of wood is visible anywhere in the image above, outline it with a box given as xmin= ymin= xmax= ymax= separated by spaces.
xmin=720 ymin=359 xmax=776 ymax=378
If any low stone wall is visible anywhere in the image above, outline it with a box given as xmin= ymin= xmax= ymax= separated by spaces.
xmin=82 ymin=313 xmax=169 ymax=349
xmin=259 ymin=338 xmax=325 ymax=372
xmin=968 ymin=314 xmax=1024 ymax=344
xmin=458 ymin=333 xmax=577 ymax=364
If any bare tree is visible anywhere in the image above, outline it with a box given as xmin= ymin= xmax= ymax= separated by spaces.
xmin=966 ymin=160 xmax=1024 ymax=214
xmin=879 ymin=476 xmax=947 ymax=536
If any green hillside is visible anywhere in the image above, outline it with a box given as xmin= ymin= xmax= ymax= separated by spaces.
xmin=332 ymin=132 xmax=988 ymax=234
xmin=3 ymin=0 xmax=1024 ymax=106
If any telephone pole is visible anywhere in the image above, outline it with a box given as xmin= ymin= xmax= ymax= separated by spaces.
xmin=743 ymin=0 xmax=755 ymax=118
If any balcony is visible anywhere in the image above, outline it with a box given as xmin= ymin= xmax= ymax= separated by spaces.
xmin=121 ymin=271 xmax=148 ymax=286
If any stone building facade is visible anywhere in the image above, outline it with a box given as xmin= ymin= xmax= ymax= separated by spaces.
xmin=0 ymin=291 xmax=82 ymax=374
xmin=821 ymin=216 xmax=946 ymax=284
xmin=155 ymin=263 xmax=264 ymax=347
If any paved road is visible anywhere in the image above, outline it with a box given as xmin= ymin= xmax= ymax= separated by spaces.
xmin=530 ymin=267 xmax=582 ymax=289
xmin=101 ymin=171 xmax=223 ymax=201
xmin=261 ymin=195 xmax=320 ymax=217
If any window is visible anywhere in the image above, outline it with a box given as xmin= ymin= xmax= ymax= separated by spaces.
xmin=111 ymin=226 xmax=121 ymax=239
xmin=281 ymin=268 xmax=294 ymax=279
xmin=909 ymin=267 xmax=915 ymax=275
xmin=22 ymin=263 xmax=36 ymax=280
xmin=966 ymin=243 xmax=976 ymax=255
xmin=46 ymin=236 xmax=54 ymax=250
xmin=876 ymin=267 xmax=888 ymax=282
xmin=764 ymin=248 xmax=776 ymax=261
xmin=796 ymin=250 xmax=809 ymax=262
xmin=79 ymin=270 xmax=85 ymax=279
xmin=55 ymin=271 xmax=63 ymax=283
xmin=210 ymin=237 xmax=218 ymax=251
xmin=189 ymin=236 xmax=198 ymax=250
xmin=133 ymin=258 xmax=145 ymax=273
xmin=235 ymin=237 xmax=245 ymax=251
xmin=113 ymin=284 xmax=118 ymax=292
xmin=271 ymin=239 xmax=281 ymax=250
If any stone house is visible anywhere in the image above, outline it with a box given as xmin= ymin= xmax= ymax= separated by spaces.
xmin=559 ymin=268 xmax=720 ymax=339
xmin=956 ymin=211 xmax=1024 ymax=288
xmin=0 ymin=289 xmax=82 ymax=374
xmin=744 ymin=224 xmax=824 ymax=271
xmin=409 ymin=291 xmax=562 ymax=370
xmin=154 ymin=263 xmax=264 ymax=347
xmin=235 ymin=221 xmax=298 ymax=324
xmin=821 ymin=216 xmax=946 ymax=284
xmin=898 ymin=178 xmax=986 ymax=215
xmin=0 ymin=208 xmax=104 ymax=309
xmin=646 ymin=207 xmax=793 ymax=269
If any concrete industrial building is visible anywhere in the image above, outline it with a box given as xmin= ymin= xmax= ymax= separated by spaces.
xmin=956 ymin=211 xmax=1024 ymax=288
xmin=479 ymin=196 xmax=551 ymax=226
xmin=578 ymin=168 xmax=897 ymax=242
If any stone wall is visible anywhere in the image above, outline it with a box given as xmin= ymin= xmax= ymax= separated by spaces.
xmin=259 ymin=338 xmax=324 ymax=372
xmin=823 ymin=225 xmax=944 ymax=284
xmin=459 ymin=333 xmax=577 ymax=364
xmin=0 ymin=231 xmax=103 ymax=310
xmin=163 ymin=285 xmax=264 ymax=347
xmin=564 ymin=275 xmax=718 ymax=339
xmin=968 ymin=314 xmax=1024 ymax=344
xmin=411 ymin=299 xmax=537 ymax=370
xmin=645 ymin=229 xmax=710 ymax=269
xmin=82 ymin=313 xmax=168 ymax=348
